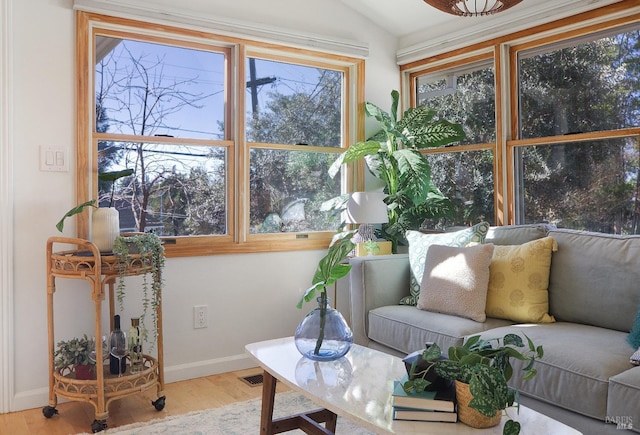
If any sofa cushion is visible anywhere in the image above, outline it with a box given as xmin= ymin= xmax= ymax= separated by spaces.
xmin=403 ymin=222 xmax=489 ymax=306
xmin=486 ymin=237 xmax=557 ymax=323
xmin=368 ymin=305 xmax=513 ymax=355
xmin=485 ymin=224 xmax=553 ymax=245
xmin=417 ymin=243 xmax=494 ymax=322
xmin=477 ymin=323 xmax=634 ymax=420
xmin=548 ymin=229 xmax=640 ymax=332
xmin=608 ymin=367 xmax=640 ymax=431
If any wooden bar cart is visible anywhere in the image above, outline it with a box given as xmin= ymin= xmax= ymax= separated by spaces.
xmin=43 ymin=236 xmax=165 ymax=433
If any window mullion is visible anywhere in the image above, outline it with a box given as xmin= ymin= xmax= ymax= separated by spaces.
xmin=235 ymin=43 xmax=247 ymax=244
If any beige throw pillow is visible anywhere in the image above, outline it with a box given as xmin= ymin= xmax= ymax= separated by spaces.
xmin=403 ymin=222 xmax=490 ymax=306
xmin=486 ymin=237 xmax=557 ymax=323
xmin=417 ymin=243 xmax=495 ymax=322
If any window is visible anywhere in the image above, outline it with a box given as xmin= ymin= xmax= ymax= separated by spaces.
xmin=513 ymin=24 xmax=640 ymax=232
xmin=404 ymin=5 xmax=640 ymax=234
xmin=518 ymin=26 xmax=640 ymax=138
xmin=416 ymin=60 xmax=496 ymax=145
xmin=411 ymin=59 xmax=496 ymax=227
xmin=77 ymin=12 xmax=363 ymax=256
xmin=95 ymin=36 xmax=229 ymax=237
xmin=516 ymin=138 xmax=640 ymax=233
xmin=425 ymin=150 xmax=495 ymax=227
xmin=244 ymin=56 xmax=345 ymax=234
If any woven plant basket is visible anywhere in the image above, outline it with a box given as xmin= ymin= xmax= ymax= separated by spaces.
xmin=455 ymin=380 xmax=502 ymax=428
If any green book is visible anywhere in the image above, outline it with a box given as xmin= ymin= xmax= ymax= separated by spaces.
xmin=392 ymin=379 xmax=456 ymax=413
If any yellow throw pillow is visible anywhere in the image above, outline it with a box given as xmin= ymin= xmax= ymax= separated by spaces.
xmin=486 ymin=237 xmax=557 ymax=323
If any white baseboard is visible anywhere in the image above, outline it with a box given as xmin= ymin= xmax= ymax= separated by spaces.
xmin=163 ymin=353 xmax=257 ymax=383
xmin=10 ymin=353 xmax=258 ymax=413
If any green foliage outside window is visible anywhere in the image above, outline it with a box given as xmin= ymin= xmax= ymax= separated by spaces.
xmin=418 ymin=26 xmax=640 ymax=234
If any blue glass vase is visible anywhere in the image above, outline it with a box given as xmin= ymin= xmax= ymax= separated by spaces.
xmin=294 ymin=295 xmax=353 ymax=361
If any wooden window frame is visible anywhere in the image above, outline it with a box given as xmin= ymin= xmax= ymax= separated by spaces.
xmin=407 ymin=51 xmax=502 ymax=225
xmin=76 ymin=11 xmax=365 ymax=257
xmin=401 ymin=1 xmax=640 ymax=226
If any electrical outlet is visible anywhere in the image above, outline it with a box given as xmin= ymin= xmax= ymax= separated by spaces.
xmin=194 ymin=305 xmax=208 ymax=329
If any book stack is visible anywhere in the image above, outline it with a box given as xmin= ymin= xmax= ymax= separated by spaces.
xmin=391 ymin=377 xmax=457 ymax=423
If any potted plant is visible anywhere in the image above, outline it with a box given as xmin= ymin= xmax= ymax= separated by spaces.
xmin=403 ymin=333 xmax=543 ymax=435
xmin=295 ymin=230 xmax=356 ymax=361
xmin=326 ymin=90 xmax=466 ymax=252
xmin=112 ymin=232 xmax=165 ymax=350
xmin=54 ymin=335 xmax=96 ymax=380
xmin=56 ymin=169 xmax=134 ymax=252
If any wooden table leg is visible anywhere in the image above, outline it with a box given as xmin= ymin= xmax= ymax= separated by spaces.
xmin=261 ymin=371 xmax=277 ymax=435
xmin=259 ymin=369 xmax=338 ymax=434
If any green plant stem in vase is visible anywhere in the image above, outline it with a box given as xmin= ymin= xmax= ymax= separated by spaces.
xmin=295 ymin=230 xmax=356 ymax=361
xmin=315 ymin=291 xmax=329 ymax=355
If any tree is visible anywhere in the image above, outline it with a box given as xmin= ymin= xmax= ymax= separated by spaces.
xmin=519 ymin=33 xmax=640 ymax=233
xmin=417 ymin=65 xmax=496 ymax=227
xmin=96 ymin=39 xmax=217 ymax=233
xmin=245 ymin=69 xmax=343 ymax=233
xmin=419 ymin=29 xmax=640 ymax=234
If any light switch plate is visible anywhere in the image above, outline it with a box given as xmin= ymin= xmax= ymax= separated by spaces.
xmin=40 ymin=146 xmax=69 ymax=172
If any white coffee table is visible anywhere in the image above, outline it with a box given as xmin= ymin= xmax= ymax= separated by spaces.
xmin=245 ymin=337 xmax=582 ymax=435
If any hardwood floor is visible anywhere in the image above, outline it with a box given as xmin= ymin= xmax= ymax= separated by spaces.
xmin=0 ymin=368 xmax=289 ymax=434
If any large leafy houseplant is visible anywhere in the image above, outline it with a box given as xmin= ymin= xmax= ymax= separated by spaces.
xmin=296 ymin=230 xmax=356 ymax=357
xmin=403 ymin=334 xmax=543 ymax=435
xmin=327 ymin=90 xmax=465 ymax=252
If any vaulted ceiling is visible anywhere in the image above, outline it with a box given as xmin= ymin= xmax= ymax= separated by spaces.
xmin=339 ymin=0 xmax=623 ymax=60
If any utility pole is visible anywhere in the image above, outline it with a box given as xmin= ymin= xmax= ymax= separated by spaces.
xmin=247 ymin=58 xmax=276 ymax=116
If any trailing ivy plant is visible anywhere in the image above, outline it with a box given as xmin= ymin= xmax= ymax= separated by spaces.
xmin=403 ymin=334 xmax=543 ymax=435
xmin=112 ymin=233 xmax=165 ymax=350
xmin=327 ymin=90 xmax=465 ymax=252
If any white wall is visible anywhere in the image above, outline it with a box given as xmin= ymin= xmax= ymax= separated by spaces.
xmin=4 ymin=0 xmax=399 ymax=412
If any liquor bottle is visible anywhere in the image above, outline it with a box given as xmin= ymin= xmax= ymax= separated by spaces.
xmin=128 ymin=317 xmax=143 ymax=374
xmin=109 ymin=315 xmax=127 ymax=375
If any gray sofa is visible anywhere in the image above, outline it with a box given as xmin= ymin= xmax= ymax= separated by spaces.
xmin=349 ymin=225 xmax=640 ymax=434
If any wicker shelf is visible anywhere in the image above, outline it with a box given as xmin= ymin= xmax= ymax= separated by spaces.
xmin=44 ymin=237 xmax=165 ymax=433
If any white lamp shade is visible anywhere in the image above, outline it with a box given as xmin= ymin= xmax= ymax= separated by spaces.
xmin=344 ymin=192 xmax=389 ymax=224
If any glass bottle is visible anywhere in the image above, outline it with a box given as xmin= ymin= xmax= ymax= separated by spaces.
xmin=294 ymin=295 xmax=353 ymax=361
xmin=109 ymin=315 xmax=127 ymax=376
xmin=128 ymin=317 xmax=143 ymax=374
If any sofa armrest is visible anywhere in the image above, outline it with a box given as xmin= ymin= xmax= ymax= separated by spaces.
xmin=348 ymin=254 xmax=410 ymax=346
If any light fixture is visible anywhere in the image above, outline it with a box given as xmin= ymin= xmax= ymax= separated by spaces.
xmin=423 ymin=0 xmax=524 ymax=17
xmin=344 ymin=192 xmax=388 ymax=245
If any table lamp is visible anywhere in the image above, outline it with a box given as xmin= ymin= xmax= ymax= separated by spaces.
xmin=344 ymin=192 xmax=389 ymax=253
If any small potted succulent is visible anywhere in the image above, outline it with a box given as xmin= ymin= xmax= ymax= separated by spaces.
xmin=54 ymin=335 xmax=96 ymax=380
xmin=403 ymin=333 xmax=543 ymax=435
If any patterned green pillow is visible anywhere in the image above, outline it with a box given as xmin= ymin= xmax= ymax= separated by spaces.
xmin=628 ymin=304 xmax=640 ymax=349
xmin=400 ymin=222 xmax=490 ymax=306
